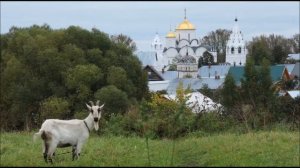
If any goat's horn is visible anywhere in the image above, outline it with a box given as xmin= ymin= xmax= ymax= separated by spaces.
xmin=89 ymin=101 xmax=94 ymax=106
xmin=96 ymin=100 xmax=100 ymax=106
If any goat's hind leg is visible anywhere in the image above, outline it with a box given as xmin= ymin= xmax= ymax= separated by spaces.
xmin=43 ymin=141 xmax=48 ymax=163
xmin=47 ymin=143 xmax=57 ymax=164
xmin=72 ymin=145 xmax=77 ymax=161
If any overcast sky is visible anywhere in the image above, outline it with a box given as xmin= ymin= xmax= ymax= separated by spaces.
xmin=1 ymin=1 xmax=299 ymax=51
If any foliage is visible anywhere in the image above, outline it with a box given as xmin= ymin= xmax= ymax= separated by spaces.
xmin=247 ymin=34 xmax=298 ymax=65
xmin=201 ymin=51 xmax=214 ymax=65
xmin=221 ymin=74 xmax=239 ymax=111
xmin=111 ymin=34 xmax=137 ymax=52
xmin=198 ymin=84 xmax=213 ymax=98
xmin=0 ymin=24 xmax=148 ymax=131
xmin=39 ymin=97 xmax=70 ymax=122
xmin=94 ymin=85 xmax=129 ymax=117
xmin=201 ymin=29 xmax=231 ymax=63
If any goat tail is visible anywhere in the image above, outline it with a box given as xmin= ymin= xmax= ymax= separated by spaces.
xmin=33 ymin=130 xmax=43 ymax=143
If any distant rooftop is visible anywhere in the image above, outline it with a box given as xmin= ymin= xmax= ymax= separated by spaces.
xmin=166 ymin=78 xmax=224 ymax=94
xmin=287 ymin=53 xmax=300 ymax=60
xmin=135 ymin=51 xmax=157 ymax=66
xmin=228 ymin=65 xmax=287 ymax=85
xmin=198 ymin=65 xmax=231 ymax=78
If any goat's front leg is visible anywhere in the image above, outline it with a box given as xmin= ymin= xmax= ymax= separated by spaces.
xmin=75 ymin=143 xmax=84 ymax=160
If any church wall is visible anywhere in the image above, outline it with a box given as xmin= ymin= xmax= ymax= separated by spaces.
xmin=175 ymin=30 xmax=196 ymax=41
xmin=179 ymin=46 xmax=196 ymax=57
xmin=190 ymin=39 xmax=198 ymax=46
xmin=178 ymin=40 xmax=190 ymax=48
xmin=166 ymin=38 xmax=176 ymax=48
xmin=195 ymin=47 xmax=207 ymax=57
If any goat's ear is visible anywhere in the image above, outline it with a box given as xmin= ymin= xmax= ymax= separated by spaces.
xmin=100 ymin=104 xmax=105 ymax=109
xmin=86 ymin=103 xmax=92 ymax=111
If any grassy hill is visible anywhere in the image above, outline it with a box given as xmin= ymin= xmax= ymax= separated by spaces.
xmin=0 ymin=131 xmax=299 ymax=166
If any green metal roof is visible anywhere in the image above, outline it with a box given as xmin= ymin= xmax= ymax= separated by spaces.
xmin=228 ymin=65 xmax=286 ymax=85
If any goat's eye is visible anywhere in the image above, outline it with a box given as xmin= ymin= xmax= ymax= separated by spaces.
xmin=90 ymin=109 xmax=93 ymax=113
xmin=97 ymin=108 xmax=101 ymax=112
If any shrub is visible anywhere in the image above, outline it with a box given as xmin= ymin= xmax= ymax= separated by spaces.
xmin=39 ymin=97 xmax=70 ymax=122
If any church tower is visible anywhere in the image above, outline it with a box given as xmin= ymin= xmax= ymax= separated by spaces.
xmin=151 ymin=32 xmax=167 ymax=71
xmin=151 ymin=32 xmax=163 ymax=52
xmin=226 ymin=17 xmax=247 ymax=66
xmin=165 ymin=26 xmax=176 ymax=48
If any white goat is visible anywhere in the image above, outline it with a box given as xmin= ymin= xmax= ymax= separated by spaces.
xmin=33 ymin=100 xmax=104 ymax=163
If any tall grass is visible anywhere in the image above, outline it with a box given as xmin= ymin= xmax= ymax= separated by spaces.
xmin=0 ymin=131 xmax=299 ymax=166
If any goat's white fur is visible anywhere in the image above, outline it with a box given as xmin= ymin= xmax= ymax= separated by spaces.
xmin=33 ymin=101 xmax=104 ymax=163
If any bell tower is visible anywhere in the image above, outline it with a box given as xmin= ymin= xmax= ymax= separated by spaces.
xmin=226 ymin=17 xmax=247 ymax=65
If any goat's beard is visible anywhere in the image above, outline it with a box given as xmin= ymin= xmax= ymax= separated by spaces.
xmin=94 ymin=122 xmax=99 ymax=131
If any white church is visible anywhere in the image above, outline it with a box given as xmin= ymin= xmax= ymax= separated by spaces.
xmin=150 ymin=9 xmax=218 ymax=74
xmin=137 ymin=10 xmax=248 ymax=76
xmin=139 ymin=10 xmax=247 ymax=75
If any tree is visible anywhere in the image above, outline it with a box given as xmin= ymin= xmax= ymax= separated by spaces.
xmin=197 ymin=57 xmax=203 ymax=68
xmin=247 ymin=34 xmax=297 ymax=65
xmin=241 ymin=58 xmax=259 ymax=107
xmin=202 ymin=51 xmax=214 ymax=65
xmin=201 ymin=29 xmax=231 ymax=63
xmin=272 ymin=45 xmax=285 ymax=64
xmin=111 ymin=34 xmax=137 ymax=52
xmin=221 ymin=74 xmax=239 ymax=110
xmin=107 ymin=66 xmax=128 ymax=90
xmin=257 ymin=58 xmax=274 ymax=126
xmin=199 ymin=84 xmax=213 ymax=98
xmin=94 ymin=85 xmax=129 ymax=117
xmin=248 ymin=39 xmax=272 ymax=65
xmin=291 ymin=33 xmax=299 ymax=53
xmin=0 ymin=24 xmax=148 ymax=131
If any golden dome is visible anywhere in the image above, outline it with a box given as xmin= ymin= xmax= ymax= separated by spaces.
xmin=166 ymin=31 xmax=176 ymax=38
xmin=176 ymin=19 xmax=196 ymax=30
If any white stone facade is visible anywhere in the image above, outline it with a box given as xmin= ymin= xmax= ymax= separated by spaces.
xmin=162 ymin=13 xmax=217 ymax=69
xmin=226 ymin=18 xmax=247 ymax=66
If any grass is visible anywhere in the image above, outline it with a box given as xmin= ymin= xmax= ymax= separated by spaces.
xmin=0 ymin=131 xmax=299 ymax=166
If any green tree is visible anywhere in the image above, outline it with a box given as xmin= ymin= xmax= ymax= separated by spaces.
xmin=94 ymin=85 xmax=129 ymax=117
xmin=257 ymin=58 xmax=275 ymax=126
xmin=199 ymin=84 xmax=213 ymax=98
xmin=0 ymin=24 xmax=148 ymax=131
xmin=64 ymin=64 xmax=103 ymax=90
xmin=272 ymin=45 xmax=285 ymax=64
xmin=248 ymin=40 xmax=272 ymax=65
xmin=221 ymin=74 xmax=239 ymax=110
xmin=111 ymin=34 xmax=137 ymax=52
xmin=201 ymin=29 xmax=231 ymax=63
xmin=202 ymin=51 xmax=214 ymax=65
xmin=107 ymin=66 xmax=128 ymax=90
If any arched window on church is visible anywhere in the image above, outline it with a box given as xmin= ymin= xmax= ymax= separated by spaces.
xmin=155 ymin=44 xmax=157 ymax=49
xmin=238 ymin=47 xmax=241 ymax=54
xmin=231 ymin=47 xmax=234 ymax=54
xmin=188 ymin=33 xmax=190 ymax=41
